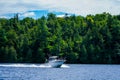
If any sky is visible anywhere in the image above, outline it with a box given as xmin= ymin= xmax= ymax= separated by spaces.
xmin=0 ymin=0 xmax=120 ymax=18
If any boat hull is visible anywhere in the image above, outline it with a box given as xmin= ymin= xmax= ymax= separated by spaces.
xmin=48 ymin=60 xmax=65 ymax=68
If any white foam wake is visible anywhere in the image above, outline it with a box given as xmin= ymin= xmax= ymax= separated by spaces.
xmin=61 ymin=64 xmax=69 ymax=68
xmin=0 ymin=64 xmax=69 ymax=68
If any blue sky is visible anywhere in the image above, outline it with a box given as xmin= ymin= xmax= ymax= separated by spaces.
xmin=0 ymin=0 xmax=120 ymax=18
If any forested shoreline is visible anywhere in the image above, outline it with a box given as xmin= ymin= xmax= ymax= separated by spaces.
xmin=0 ymin=13 xmax=120 ymax=64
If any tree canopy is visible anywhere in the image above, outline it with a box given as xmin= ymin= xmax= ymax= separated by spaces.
xmin=0 ymin=13 xmax=120 ymax=64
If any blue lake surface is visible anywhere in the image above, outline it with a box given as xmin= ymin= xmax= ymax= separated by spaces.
xmin=0 ymin=64 xmax=120 ymax=80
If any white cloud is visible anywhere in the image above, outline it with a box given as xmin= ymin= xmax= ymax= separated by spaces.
xmin=56 ymin=14 xmax=71 ymax=17
xmin=56 ymin=14 xmax=65 ymax=18
xmin=20 ymin=12 xmax=35 ymax=17
xmin=0 ymin=0 xmax=120 ymax=16
xmin=0 ymin=16 xmax=8 ymax=18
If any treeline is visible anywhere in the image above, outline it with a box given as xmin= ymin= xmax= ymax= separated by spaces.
xmin=0 ymin=12 xmax=120 ymax=64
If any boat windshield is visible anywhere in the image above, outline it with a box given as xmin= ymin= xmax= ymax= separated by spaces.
xmin=49 ymin=56 xmax=58 ymax=60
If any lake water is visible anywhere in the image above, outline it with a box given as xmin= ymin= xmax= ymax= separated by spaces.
xmin=0 ymin=64 xmax=120 ymax=80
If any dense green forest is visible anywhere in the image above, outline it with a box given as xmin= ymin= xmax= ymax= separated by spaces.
xmin=0 ymin=12 xmax=120 ymax=64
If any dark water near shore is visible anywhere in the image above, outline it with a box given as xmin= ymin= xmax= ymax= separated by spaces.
xmin=0 ymin=64 xmax=120 ymax=80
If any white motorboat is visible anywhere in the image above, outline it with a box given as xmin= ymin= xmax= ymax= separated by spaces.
xmin=47 ymin=56 xmax=65 ymax=68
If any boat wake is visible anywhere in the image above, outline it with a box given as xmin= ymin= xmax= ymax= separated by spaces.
xmin=0 ymin=64 xmax=69 ymax=68
xmin=61 ymin=64 xmax=69 ymax=68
